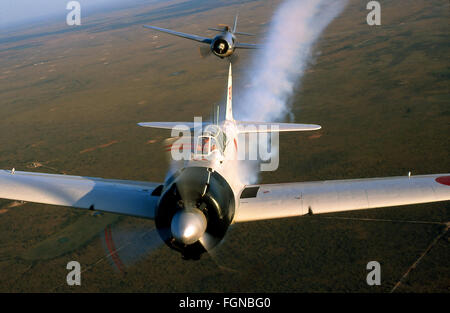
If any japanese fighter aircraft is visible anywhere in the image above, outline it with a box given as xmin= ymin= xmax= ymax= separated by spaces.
xmin=0 ymin=64 xmax=449 ymax=260
xmin=143 ymin=15 xmax=260 ymax=59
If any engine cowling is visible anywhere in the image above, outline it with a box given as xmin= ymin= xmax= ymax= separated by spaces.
xmin=155 ymin=167 xmax=235 ymax=259
xmin=211 ymin=35 xmax=234 ymax=58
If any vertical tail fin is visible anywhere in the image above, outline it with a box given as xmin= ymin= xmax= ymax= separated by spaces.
xmin=232 ymin=14 xmax=238 ymax=33
xmin=225 ymin=63 xmax=233 ymax=121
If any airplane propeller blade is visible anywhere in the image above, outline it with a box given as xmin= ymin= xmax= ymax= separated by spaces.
xmin=101 ymin=223 xmax=169 ymax=273
xmin=199 ymin=230 xmax=239 ymax=273
xmin=163 ymin=137 xmax=186 ymax=176
xmin=199 ymin=231 xmax=219 ymax=252
xmin=163 ymin=137 xmax=178 ymax=159
xmin=199 ymin=46 xmax=211 ymax=58
xmin=229 ymin=53 xmax=240 ymax=64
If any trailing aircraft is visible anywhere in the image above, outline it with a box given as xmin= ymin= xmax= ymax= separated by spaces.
xmin=143 ymin=15 xmax=259 ymax=59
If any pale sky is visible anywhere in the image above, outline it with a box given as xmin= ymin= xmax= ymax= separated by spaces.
xmin=0 ymin=0 xmax=151 ymax=29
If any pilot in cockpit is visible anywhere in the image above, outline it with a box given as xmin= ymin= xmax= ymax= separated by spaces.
xmin=201 ymin=137 xmax=210 ymax=154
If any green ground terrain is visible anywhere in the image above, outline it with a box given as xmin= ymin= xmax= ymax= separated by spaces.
xmin=0 ymin=0 xmax=448 ymax=292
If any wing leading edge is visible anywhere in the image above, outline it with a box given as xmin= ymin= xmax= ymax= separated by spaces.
xmin=0 ymin=170 xmax=161 ymax=219
xmin=235 ymin=174 xmax=450 ymax=222
xmin=143 ymin=25 xmax=212 ymax=44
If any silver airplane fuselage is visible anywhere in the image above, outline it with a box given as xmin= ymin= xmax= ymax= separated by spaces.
xmin=155 ymin=120 xmax=242 ymax=259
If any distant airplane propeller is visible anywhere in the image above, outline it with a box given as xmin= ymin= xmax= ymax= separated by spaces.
xmin=199 ymin=46 xmax=212 ymax=58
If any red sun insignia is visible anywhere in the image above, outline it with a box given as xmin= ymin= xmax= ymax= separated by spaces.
xmin=435 ymin=176 xmax=450 ymax=186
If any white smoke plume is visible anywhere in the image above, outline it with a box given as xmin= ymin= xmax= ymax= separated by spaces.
xmin=234 ymin=0 xmax=348 ymax=184
xmin=235 ymin=0 xmax=348 ymax=121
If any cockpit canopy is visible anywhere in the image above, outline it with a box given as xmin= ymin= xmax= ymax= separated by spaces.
xmin=195 ymin=124 xmax=226 ymax=157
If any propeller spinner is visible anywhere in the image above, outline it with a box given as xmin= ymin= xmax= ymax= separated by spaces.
xmin=171 ymin=207 xmax=207 ymax=245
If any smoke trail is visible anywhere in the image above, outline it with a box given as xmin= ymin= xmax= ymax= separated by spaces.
xmin=235 ymin=0 xmax=348 ymax=121
xmin=234 ymin=0 xmax=348 ymax=184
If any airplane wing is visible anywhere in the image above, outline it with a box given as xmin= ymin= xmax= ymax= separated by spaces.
xmin=234 ymin=42 xmax=261 ymax=49
xmin=0 ymin=170 xmax=161 ymax=219
xmin=236 ymin=121 xmax=321 ymax=132
xmin=143 ymin=25 xmax=212 ymax=44
xmin=234 ymin=174 xmax=450 ymax=222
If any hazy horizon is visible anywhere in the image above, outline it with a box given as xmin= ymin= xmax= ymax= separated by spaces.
xmin=0 ymin=0 xmax=158 ymax=30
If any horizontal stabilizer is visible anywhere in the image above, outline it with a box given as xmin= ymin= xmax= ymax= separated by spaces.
xmin=208 ymin=27 xmax=226 ymax=32
xmin=234 ymin=31 xmax=255 ymax=36
xmin=236 ymin=121 xmax=321 ymax=133
xmin=234 ymin=42 xmax=260 ymax=49
xmin=138 ymin=122 xmax=205 ymax=131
